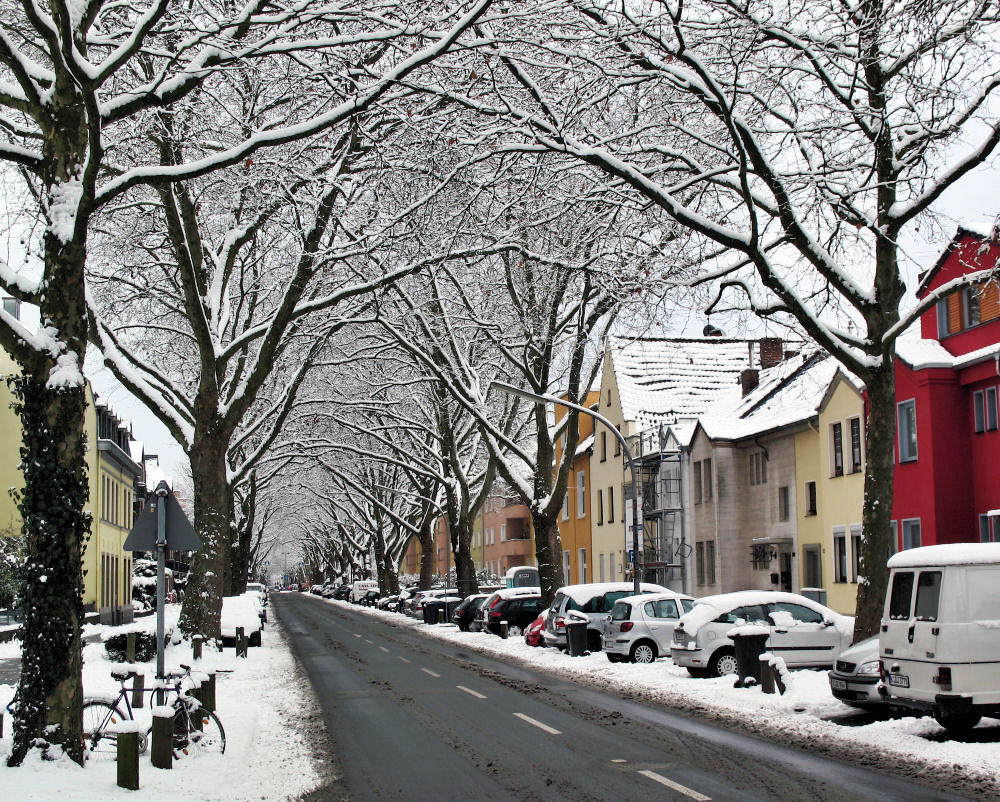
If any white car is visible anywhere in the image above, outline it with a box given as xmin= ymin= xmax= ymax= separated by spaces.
xmin=545 ymin=582 xmax=669 ymax=652
xmin=670 ymin=591 xmax=853 ymax=677
xmin=221 ymin=593 xmax=264 ymax=646
xmin=602 ymin=591 xmax=696 ymax=663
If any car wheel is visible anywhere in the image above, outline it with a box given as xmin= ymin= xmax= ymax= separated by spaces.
xmin=934 ymin=710 xmax=981 ymax=732
xmin=606 ymin=653 xmax=625 ymax=663
xmin=508 ymin=625 xmax=523 ymax=638
xmin=686 ymin=667 xmax=711 ymax=678
xmin=630 ymin=641 xmax=657 ymax=664
xmin=709 ymin=648 xmax=738 ymax=677
xmin=249 ymin=629 xmax=262 ymax=647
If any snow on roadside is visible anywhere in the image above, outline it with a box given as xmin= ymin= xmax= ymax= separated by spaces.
xmin=0 ymin=605 xmax=324 ymax=801
xmin=333 ymin=598 xmax=1000 ymax=793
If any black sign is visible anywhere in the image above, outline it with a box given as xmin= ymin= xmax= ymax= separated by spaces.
xmin=124 ymin=493 xmax=201 ymax=551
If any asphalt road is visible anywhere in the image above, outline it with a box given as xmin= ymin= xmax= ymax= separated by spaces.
xmin=274 ymin=592 xmax=967 ymax=802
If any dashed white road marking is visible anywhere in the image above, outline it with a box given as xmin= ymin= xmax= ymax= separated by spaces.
xmin=378 ymin=646 xmax=390 ymax=653
xmin=421 ymin=668 xmax=441 ymax=678
xmin=456 ymin=685 xmax=487 ymax=699
xmin=611 ymin=759 xmax=627 ymax=764
xmin=352 ymin=634 xmax=361 ymax=638
xmin=513 ymin=713 xmax=561 ymax=735
xmin=398 ymin=657 xmax=411 ymax=664
xmin=637 ymin=770 xmax=711 ymax=801
xmin=364 ymin=639 xmax=374 ymax=645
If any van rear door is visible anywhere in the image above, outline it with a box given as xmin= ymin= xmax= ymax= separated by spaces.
xmin=881 ymin=568 xmax=942 ymax=701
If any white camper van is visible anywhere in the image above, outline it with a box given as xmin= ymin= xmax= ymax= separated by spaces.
xmin=350 ymin=580 xmax=379 ymax=603
xmin=880 ymin=542 xmax=1000 ymax=731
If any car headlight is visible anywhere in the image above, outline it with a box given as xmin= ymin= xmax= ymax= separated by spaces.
xmin=857 ymin=660 xmax=880 ymax=675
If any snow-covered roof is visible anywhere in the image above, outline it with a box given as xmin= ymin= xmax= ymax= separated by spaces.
xmin=557 ymin=581 xmax=668 ymax=604
xmin=699 ymin=351 xmax=841 ymax=441
xmin=895 ymin=338 xmax=955 ymax=369
xmin=916 ymin=223 xmax=998 ymax=296
xmin=128 ymin=439 xmax=144 ymax=463
xmin=887 ymin=542 xmax=1000 ymax=569
xmin=609 ymin=336 xmax=762 ymax=431
xmin=678 ymin=590 xmax=850 ymax=636
xmin=575 ymin=433 xmax=594 ymax=457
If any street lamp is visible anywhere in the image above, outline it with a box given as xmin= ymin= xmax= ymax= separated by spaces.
xmin=490 ymin=381 xmax=642 ymax=596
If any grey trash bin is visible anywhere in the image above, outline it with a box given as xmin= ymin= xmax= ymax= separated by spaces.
xmin=566 ymin=620 xmax=589 ymax=657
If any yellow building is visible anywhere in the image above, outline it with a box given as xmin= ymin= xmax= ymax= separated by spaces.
xmin=1 ymin=301 xmax=138 ymax=619
xmin=807 ymin=371 xmax=866 ymax=615
xmin=555 ymin=391 xmax=599 ymax=584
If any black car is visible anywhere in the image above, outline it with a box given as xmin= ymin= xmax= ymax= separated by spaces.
xmin=452 ymin=594 xmax=489 ymax=631
xmin=361 ymin=589 xmax=381 ymax=606
xmin=332 ymin=585 xmax=351 ymax=601
xmin=485 ymin=594 xmax=545 ymax=637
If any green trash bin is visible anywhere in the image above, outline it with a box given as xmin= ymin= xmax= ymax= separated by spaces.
xmin=566 ymin=613 xmax=590 ymax=657
xmin=729 ymin=625 xmax=770 ymax=687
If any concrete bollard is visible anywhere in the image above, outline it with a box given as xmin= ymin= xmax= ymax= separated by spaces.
xmin=131 ymin=672 xmax=145 ymax=709
xmin=116 ymin=728 xmax=140 ymax=790
xmin=151 ymin=706 xmax=174 ymax=770
xmin=499 ymin=621 xmax=509 ymax=639
xmin=760 ymin=656 xmax=774 ymax=694
xmin=235 ymin=627 xmax=248 ymax=658
xmin=192 ymin=635 xmax=203 ymax=661
xmin=437 ymin=608 xmax=445 ymax=624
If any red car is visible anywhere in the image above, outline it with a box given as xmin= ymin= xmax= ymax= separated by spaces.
xmin=524 ymin=613 xmax=547 ymax=647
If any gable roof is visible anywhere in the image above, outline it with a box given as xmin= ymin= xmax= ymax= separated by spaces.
xmin=915 ymin=223 xmax=998 ymax=297
xmin=699 ymin=350 xmax=842 ymax=441
xmin=609 ymin=336 xmax=762 ymax=432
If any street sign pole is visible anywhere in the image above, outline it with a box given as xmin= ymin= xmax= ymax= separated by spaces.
xmin=154 ymin=481 xmax=167 ymax=704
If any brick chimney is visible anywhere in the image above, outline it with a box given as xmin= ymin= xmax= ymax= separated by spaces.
xmin=759 ymin=337 xmax=784 ymax=369
xmin=740 ymin=368 xmax=759 ymax=396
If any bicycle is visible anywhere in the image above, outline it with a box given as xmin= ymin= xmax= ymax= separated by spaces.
xmin=82 ymin=664 xmax=225 ymax=758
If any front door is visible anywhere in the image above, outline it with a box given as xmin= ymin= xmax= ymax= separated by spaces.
xmin=779 ymin=551 xmax=793 ymax=593
xmin=766 ymin=602 xmax=839 ymax=667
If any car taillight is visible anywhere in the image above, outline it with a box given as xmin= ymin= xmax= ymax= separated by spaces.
xmin=619 ymin=622 xmax=634 ymax=632
xmin=879 ymin=659 xmax=885 ymax=681
xmin=490 ymin=611 xmax=501 ymax=620
xmin=555 ymin=616 xmax=566 ymax=629
xmin=933 ymin=666 xmax=953 ymax=691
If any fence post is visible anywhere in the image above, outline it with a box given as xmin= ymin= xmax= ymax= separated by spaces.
xmin=126 ymin=631 xmax=136 ymax=663
xmin=437 ymin=608 xmax=445 ymax=624
xmin=760 ymin=656 xmax=774 ymax=694
xmin=151 ymin=707 xmax=173 ymax=770
xmin=117 ymin=729 xmax=140 ymax=790
xmin=200 ymin=672 xmax=216 ymax=712
xmin=236 ymin=627 xmax=247 ymax=658
xmin=131 ymin=672 xmax=145 ymax=709
xmin=499 ymin=621 xmax=509 ymax=639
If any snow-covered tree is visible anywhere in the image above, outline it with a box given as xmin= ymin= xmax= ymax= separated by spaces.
xmin=439 ymin=0 xmax=1000 ymax=636
xmin=0 ymin=0 xmax=493 ymax=763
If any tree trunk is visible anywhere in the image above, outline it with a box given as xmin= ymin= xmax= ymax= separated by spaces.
xmin=532 ymin=511 xmax=564 ymax=606
xmin=7 ymin=374 xmax=88 ymax=766
xmin=417 ymin=524 xmax=435 ymax=590
xmin=854 ymin=361 xmax=897 ymax=641
xmin=179 ymin=434 xmax=233 ymax=643
xmin=451 ymin=518 xmax=479 ymax=597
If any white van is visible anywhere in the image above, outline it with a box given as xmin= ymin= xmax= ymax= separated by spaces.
xmin=350 ymin=580 xmax=379 ymax=603
xmin=880 ymin=542 xmax=1000 ymax=731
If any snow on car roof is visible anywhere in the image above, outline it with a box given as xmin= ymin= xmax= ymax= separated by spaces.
xmin=678 ymin=590 xmax=847 ymax=636
xmin=887 ymin=542 xmax=1000 ymax=568
xmin=493 ymin=586 xmax=541 ymax=599
xmin=614 ymin=590 xmax=694 ymax=605
xmin=557 ymin=582 xmax=668 ymax=604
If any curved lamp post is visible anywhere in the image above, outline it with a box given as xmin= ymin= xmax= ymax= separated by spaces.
xmin=490 ymin=381 xmax=642 ymax=596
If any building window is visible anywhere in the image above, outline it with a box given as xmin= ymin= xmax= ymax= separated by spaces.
xmin=963 ymin=286 xmax=981 ymax=328
xmin=897 ymin=399 xmax=918 ymax=462
xmin=803 ymin=545 xmax=822 ymax=588
xmin=981 ymin=513 xmax=1000 ymax=543
xmin=831 ymin=421 xmax=844 ymax=477
xmin=614 ymin=426 xmax=621 ymax=456
xmin=974 ymin=390 xmax=985 ymax=433
xmin=693 ymin=461 xmax=703 ymax=503
xmin=599 ymin=553 xmax=606 ymax=582
xmin=578 ymin=548 xmax=587 ymax=583
xmin=576 ymin=471 xmax=586 ymax=518
xmin=889 ymin=520 xmax=898 ymax=556
xmin=601 ymin=431 xmax=607 ymax=462
xmin=597 ymin=489 xmax=604 ymax=525
xmin=751 ymin=544 xmax=770 ymax=570
xmin=500 ymin=524 xmax=506 ymax=542
xmin=702 ymin=459 xmax=713 ymax=501
xmin=563 ymin=550 xmax=571 ymax=583
xmin=610 ymin=552 xmax=617 ymax=577
xmin=562 ymin=492 xmax=569 ymax=521
xmin=608 ymin=486 xmax=615 ymax=522
xmin=606 ymin=388 xmax=611 ymax=407
xmin=849 ymin=417 xmax=863 ymax=473
xmin=850 ymin=524 xmax=862 ymax=582
xmin=901 ymin=518 xmax=922 ymax=550
xmin=804 ymin=481 xmax=817 ymax=516
xmin=778 ymin=485 xmax=790 ymax=521
xmin=988 ymin=387 xmax=998 ymax=431
xmin=833 ymin=528 xmax=848 ymax=583
xmin=936 ymin=298 xmax=951 ymax=337
xmin=696 ymin=540 xmax=716 ymax=586
xmin=748 ymin=451 xmax=767 ymax=486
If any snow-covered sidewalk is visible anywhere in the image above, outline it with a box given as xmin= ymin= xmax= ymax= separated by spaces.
xmin=0 ymin=606 xmax=326 ymax=801
xmin=330 ymin=597 xmax=1000 ymax=796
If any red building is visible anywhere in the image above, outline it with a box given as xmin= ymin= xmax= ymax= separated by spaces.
xmin=892 ymin=224 xmax=1000 ymax=549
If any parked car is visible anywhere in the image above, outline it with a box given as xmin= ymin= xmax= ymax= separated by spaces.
xmin=524 ymin=613 xmax=547 ymax=647
xmin=602 ymin=591 xmax=695 ymax=663
xmin=377 ymin=594 xmax=401 ymax=611
xmin=477 ymin=587 xmax=540 ymax=634
xmin=333 ymin=584 xmax=352 ymax=601
xmin=880 ymin=542 xmax=1000 ymax=732
xmin=247 ymin=582 xmax=268 ymax=604
xmin=350 ymin=580 xmax=380 ymax=603
xmin=670 ymin=591 xmax=853 ymax=677
xmin=453 ymin=594 xmax=489 ymax=631
xmin=484 ymin=591 xmax=545 ymax=636
xmin=361 ymin=589 xmax=381 ymax=607
xmin=545 ymin=582 xmax=670 ymax=653
xmin=245 ymin=582 xmax=268 ymax=623
xmin=828 ymin=636 xmax=886 ymax=710
xmin=408 ymin=588 xmax=458 ymax=619
xmin=221 ymin=593 xmax=263 ymax=646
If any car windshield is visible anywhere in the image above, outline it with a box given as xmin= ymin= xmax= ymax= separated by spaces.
xmin=681 ymin=599 xmax=695 ymax=614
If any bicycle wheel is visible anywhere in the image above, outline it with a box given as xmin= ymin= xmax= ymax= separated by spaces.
xmin=82 ymin=700 xmax=125 ymax=756
xmin=173 ymin=705 xmax=225 ymax=757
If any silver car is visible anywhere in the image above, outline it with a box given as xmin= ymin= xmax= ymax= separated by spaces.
xmin=670 ymin=591 xmax=853 ymax=677
xmin=828 ymin=636 xmax=886 ymax=709
xmin=602 ymin=591 xmax=695 ymax=663
xmin=545 ymin=582 xmax=669 ymax=652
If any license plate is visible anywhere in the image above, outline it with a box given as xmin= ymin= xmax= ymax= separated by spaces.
xmin=830 ymin=678 xmax=847 ymax=690
xmin=888 ymin=674 xmax=910 ymax=688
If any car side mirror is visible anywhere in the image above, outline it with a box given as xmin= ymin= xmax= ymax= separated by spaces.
xmin=822 ymin=618 xmax=834 ymax=627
